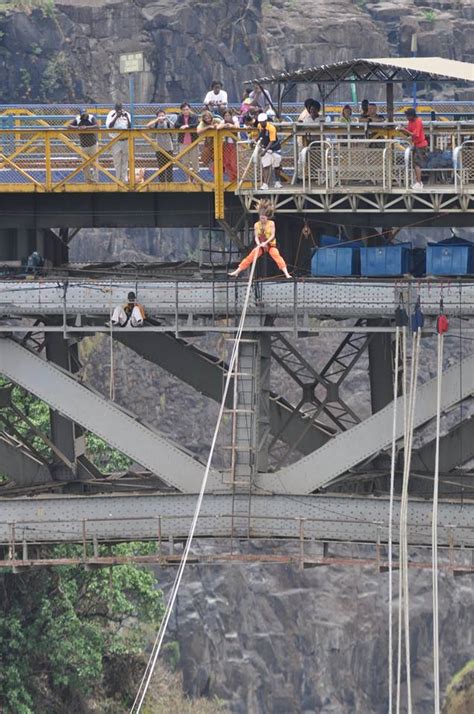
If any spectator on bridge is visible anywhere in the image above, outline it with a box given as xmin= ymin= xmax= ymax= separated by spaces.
xmin=240 ymin=88 xmax=256 ymax=116
xmin=257 ymin=112 xmax=283 ymax=190
xmin=298 ymin=98 xmax=317 ymax=123
xmin=68 ymin=108 xmax=99 ymax=183
xmin=340 ymin=104 xmax=357 ymax=124
xmin=249 ymin=83 xmax=273 ymax=112
xmin=174 ymin=102 xmax=200 ymax=182
xmin=203 ymin=80 xmax=228 ymax=113
xmin=26 ymin=250 xmax=44 ymax=276
xmin=146 ymin=109 xmax=175 ymax=182
xmin=106 ymin=102 xmax=131 ymax=184
xmin=197 ymin=110 xmax=223 ymax=175
xmin=367 ymin=102 xmax=384 ymax=122
xmin=397 ymin=108 xmax=429 ymax=190
xmin=111 ymin=291 xmax=145 ymax=327
xmin=301 ymin=101 xmax=325 ymax=145
xmin=220 ymin=108 xmax=240 ymax=181
xmin=229 ymin=201 xmax=291 ymax=279
xmin=359 ymin=99 xmax=370 ymax=122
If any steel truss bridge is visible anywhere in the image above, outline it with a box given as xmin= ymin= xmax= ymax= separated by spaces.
xmin=1 ymin=104 xmax=474 ymax=568
xmin=2 ymin=270 xmax=474 ymax=567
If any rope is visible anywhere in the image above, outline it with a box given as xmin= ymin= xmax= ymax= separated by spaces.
xmin=432 ymin=310 xmax=447 ymax=713
xmin=108 ymin=284 xmax=115 ymax=401
xmin=388 ymin=325 xmax=400 ymax=714
xmin=432 ymin=331 xmax=442 ymax=714
xmin=129 ymin=249 xmax=260 ymax=714
xmin=396 ymin=327 xmax=421 ymax=714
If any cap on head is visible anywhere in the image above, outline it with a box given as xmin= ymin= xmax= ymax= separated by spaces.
xmin=127 ymin=291 xmax=136 ymax=302
xmin=78 ymin=107 xmax=86 ymax=116
xmin=258 ymin=112 xmax=268 ymax=122
xmin=115 ymin=102 xmax=123 ymax=111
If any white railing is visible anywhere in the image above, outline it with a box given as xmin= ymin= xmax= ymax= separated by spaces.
xmin=454 ymin=140 xmax=474 ymax=191
xmin=235 ymin=126 xmax=474 ymax=194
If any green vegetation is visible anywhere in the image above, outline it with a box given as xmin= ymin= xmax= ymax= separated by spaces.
xmin=423 ymin=8 xmax=437 ymax=22
xmin=0 ymin=377 xmax=132 ymax=476
xmin=0 ymin=544 xmax=164 ymax=713
xmin=40 ymin=50 xmax=73 ymax=99
xmin=0 ymin=0 xmax=55 ymax=18
xmin=443 ymin=659 xmax=474 ymax=713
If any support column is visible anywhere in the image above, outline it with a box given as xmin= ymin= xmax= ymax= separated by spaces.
xmin=367 ymin=318 xmax=393 ymax=414
xmin=45 ymin=333 xmax=84 ymax=481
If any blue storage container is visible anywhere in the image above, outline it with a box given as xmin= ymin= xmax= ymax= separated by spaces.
xmin=427 ymin=240 xmax=474 ymax=275
xmin=311 ymin=246 xmax=360 ymax=276
xmin=360 ymin=244 xmax=412 ymax=277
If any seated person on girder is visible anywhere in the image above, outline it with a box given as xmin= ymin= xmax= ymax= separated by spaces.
xmin=228 ymin=201 xmax=291 ymax=279
xmin=111 ymin=291 xmax=146 ymax=327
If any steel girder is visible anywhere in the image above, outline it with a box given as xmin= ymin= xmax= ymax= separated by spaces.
xmin=0 ymin=435 xmax=53 ymax=486
xmin=1 ymin=493 xmax=472 ymax=548
xmin=0 ymin=339 xmax=219 ymax=492
xmin=240 ymin=190 xmax=474 ymax=215
xmin=268 ymin=328 xmax=370 ymax=467
xmin=263 ymin=349 xmax=474 ymax=494
xmin=115 ymin=330 xmax=332 ymax=456
xmin=411 ymin=417 xmax=474 ymax=473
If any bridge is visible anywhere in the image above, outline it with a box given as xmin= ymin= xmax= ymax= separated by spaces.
xmin=1 ymin=94 xmax=474 ymax=569
xmin=0 ymin=106 xmax=474 ymax=227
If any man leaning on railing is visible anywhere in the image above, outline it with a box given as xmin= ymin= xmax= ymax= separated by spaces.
xmin=67 ymin=108 xmax=99 ymax=183
xmin=106 ymin=102 xmax=131 ymax=184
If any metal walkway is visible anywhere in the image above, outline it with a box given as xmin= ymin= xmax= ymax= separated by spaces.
xmin=3 ymin=278 xmax=474 ymax=321
xmin=1 ymin=492 xmax=473 ymax=548
xmin=0 ymin=339 xmax=220 ymax=492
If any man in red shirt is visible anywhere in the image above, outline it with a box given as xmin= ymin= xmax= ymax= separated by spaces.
xmin=399 ymin=108 xmax=428 ymax=190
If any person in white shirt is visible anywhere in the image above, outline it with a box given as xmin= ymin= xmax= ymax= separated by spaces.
xmin=111 ymin=291 xmax=145 ymax=327
xmin=203 ymin=81 xmax=228 ymax=113
xmin=249 ymin=83 xmax=272 ymax=112
xmin=105 ymin=102 xmax=131 ymax=183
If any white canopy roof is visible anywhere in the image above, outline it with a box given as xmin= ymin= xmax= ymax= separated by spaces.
xmin=246 ymin=57 xmax=474 ymax=85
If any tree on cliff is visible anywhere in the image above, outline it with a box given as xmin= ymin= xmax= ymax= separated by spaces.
xmin=0 ymin=545 xmax=164 ymax=713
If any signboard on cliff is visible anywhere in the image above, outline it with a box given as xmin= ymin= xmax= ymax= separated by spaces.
xmin=119 ymin=52 xmax=144 ymax=74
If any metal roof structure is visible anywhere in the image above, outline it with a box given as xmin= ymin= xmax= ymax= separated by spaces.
xmin=245 ymin=57 xmax=474 ymax=86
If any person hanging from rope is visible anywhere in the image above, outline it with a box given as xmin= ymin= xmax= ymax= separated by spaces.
xmin=111 ymin=291 xmax=146 ymax=327
xmin=228 ymin=201 xmax=291 ymax=279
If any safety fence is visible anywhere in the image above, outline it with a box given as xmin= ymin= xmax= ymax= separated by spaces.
xmin=237 ymin=123 xmax=474 ymax=192
xmin=2 ymin=101 xmax=474 ymax=128
xmin=1 ymin=124 xmax=474 ymax=206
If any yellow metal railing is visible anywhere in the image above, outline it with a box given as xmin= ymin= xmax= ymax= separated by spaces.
xmin=0 ymin=127 xmax=243 ymax=218
xmin=0 ymin=123 xmax=472 ymax=217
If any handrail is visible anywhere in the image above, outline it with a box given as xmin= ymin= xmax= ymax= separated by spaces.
xmin=0 ymin=127 xmax=471 ymax=211
xmin=453 ymin=139 xmax=474 ymax=192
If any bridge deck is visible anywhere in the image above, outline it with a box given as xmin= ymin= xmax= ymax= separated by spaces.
xmin=2 ymin=277 xmax=474 ymax=323
xmin=0 ymin=124 xmax=473 ymax=219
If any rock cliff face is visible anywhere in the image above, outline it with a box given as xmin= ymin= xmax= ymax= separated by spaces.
xmin=1 ymin=0 xmax=473 ymax=105
xmin=157 ymin=549 xmax=474 ymax=714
